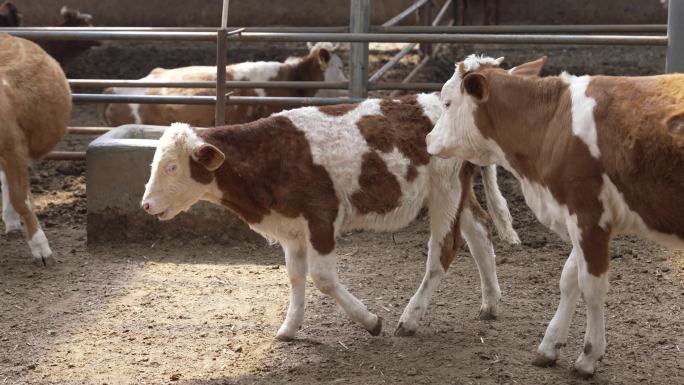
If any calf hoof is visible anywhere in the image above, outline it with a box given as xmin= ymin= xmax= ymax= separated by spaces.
xmin=393 ymin=322 xmax=416 ymax=337
xmin=532 ymin=353 xmax=557 ymax=368
xmin=274 ymin=332 xmax=295 ymax=342
xmin=478 ymin=307 xmax=498 ymax=320
xmin=367 ymin=316 xmax=383 ymax=336
xmin=573 ymin=355 xmax=598 ymax=378
xmin=4 ymin=221 xmax=22 ymax=235
xmin=32 ymin=255 xmax=56 ymax=267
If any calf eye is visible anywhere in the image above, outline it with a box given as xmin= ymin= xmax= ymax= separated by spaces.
xmin=165 ymin=163 xmax=178 ymax=175
xmin=444 ymin=101 xmax=451 ymax=108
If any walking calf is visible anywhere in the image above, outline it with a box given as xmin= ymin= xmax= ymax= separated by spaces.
xmin=0 ymin=34 xmax=72 ymax=265
xmin=427 ymin=54 xmax=684 ymax=375
xmin=142 ymin=94 xmax=519 ymax=339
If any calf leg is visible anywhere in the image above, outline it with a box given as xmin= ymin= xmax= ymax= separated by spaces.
xmin=275 ymin=240 xmax=308 ymax=341
xmin=573 ymin=230 xmax=611 ymax=377
xmin=460 ymin=206 xmax=501 ymax=320
xmin=308 ymin=247 xmax=382 ymax=335
xmin=1 ymin=170 xmax=22 ymax=233
xmin=3 ymin=157 xmax=52 ymax=265
xmin=534 ymin=249 xmax=580 ymax=366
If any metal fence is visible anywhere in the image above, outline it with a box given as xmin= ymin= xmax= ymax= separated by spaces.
xmin=3 ymin=0 xmax=683 ymax=160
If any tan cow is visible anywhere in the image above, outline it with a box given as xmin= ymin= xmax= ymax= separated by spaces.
xmin=0 ymin=33 xmax=72 ymax=265
xmin=141 ymin=93 xmax=520 ymax=339
xmin=102 ymin=43 xmax=347 ymax=127
xmin=426 ymin=54 xmax=684 ymax=376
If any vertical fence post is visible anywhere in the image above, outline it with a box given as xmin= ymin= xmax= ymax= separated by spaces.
xmin=350 ymin=0 xmax=370 ymax=98
xmin=419 ymin=0 xmax=433 ymax=55
xmin=215 ymin=0 xmax=229 ymax=125
xmin=667 ymin=0 xmax=684 ymax=73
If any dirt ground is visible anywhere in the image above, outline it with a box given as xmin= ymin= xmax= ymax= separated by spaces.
xmin=1 ymin=42 xmax=683 ymax=385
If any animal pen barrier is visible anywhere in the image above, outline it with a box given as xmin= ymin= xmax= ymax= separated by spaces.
xmin=3 ymin=0 xmax=684 ymax=161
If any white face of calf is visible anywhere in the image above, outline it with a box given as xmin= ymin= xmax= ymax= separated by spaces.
xmin=141 ymin=123 xmax=225 ymax=221
xmin=426 ymin=55 xmax=504 ymax=165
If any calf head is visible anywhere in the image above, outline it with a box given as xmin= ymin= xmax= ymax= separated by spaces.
xmin=142 ymin=123 xmax=225 ymax=220
xmin=44 ymin=6 xmax=101 ymax=65
xmin=0 ymin=1 xmax=20 ymax=27
xmin=426 ymin=54 xmax=546 ymax=165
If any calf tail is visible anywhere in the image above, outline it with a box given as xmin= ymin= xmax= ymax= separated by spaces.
xmin=482 ymin=165 xmax=520 ymax=244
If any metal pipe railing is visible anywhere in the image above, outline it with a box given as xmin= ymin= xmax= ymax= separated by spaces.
xmin=4 ymin=25 xmax=665 ymax=34
xmin=74 ymin=93 xmax=365 ymax=106
xmin=373 ymin=24 xmax=668 ymax=34
xmin=382 ymin=0 xmax=430 ymax=27
xmin=229 ymin=32 xmax=668 ymax=45
xmin=215 ymin=0 xmax=230 ymax=125
xmin=69 ymin=80 xmax=350 ymax=89
xmin=4 ymin=30 xmax=666 ymax=45
xmin=67 ymin=127 xmax=111 ymax=135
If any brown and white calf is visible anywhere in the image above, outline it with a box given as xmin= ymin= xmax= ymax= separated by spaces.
xmin=0 ymin=34 xmax=72 ymax=265
xmin=142 ymin=94 xmax=520 ymax=339
xmin=427 ymin=54 xmax=684 ymax=376
xmin=102 ymin=43 xmax=346 ymax=127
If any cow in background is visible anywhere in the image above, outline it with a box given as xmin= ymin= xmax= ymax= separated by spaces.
xmin=0 ymin=1 xmax=20 ymax=27
xmin=102 ymin=43 xmax=348 ymax=127
xmin=36 ymin=6 xmax=101 ymax=67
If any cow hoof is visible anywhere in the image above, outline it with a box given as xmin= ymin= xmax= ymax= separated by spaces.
xmin=478 ymin=307 xmax=497 ymax=320
xmin=4 ymin=222 xmax=22 ymax=235
xmin=573 ymin=356 xmax=597 ymax=378
xmin=532 ymin=353 xmax=557 ymax=368
xmin=32 ymin=255 xmax=55 ymax=267
xmin=274 ymin=332 xmax=295 ymax=342
xmin=393 ymin=322 xmax=416 ymax=337
xmin=367 ymin=316 xmax=382 ymax=336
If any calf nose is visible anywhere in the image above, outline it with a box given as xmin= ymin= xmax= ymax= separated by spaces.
xmin=142 ymin=202 xmax=151 ymax=213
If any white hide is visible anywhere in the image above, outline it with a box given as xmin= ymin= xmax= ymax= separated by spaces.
xmin=560 ymin=73 xmax=601 ymax=159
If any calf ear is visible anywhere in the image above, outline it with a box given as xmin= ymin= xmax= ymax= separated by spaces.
xmin=462 ymin=73 xmax=489 ymax=103
xmin=509 ymin=56 xmax=547 ymax=77
xmin=192 ymin=143 xmax=225 ymax=171
xmin=317 ymin=48 xmax=331 ymax=71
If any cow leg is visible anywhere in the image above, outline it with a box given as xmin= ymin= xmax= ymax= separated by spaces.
xmin=460 ymin=206 xmax=501 ymax=320
xmin=482 ymin=0 xmax=490 ymax=25
xmin=1 ymin=170 xmax=22 ymax=234
xmin=534 ymin=248 xmax=580 ymax=366
xmin=573 ymin=230 xmax=611 ymax=377
xmin=458 ymin=0 xmax=466 ymax=25
xmin=308 ymin=247 xmax=382 ymax=336
xmin=2 ymin=156 xmax=53 ymax=265
xmin=275 ymin=240 xmax=308 ymax=341
xmin=494 ymin=0 xmax=501 ymax=25
xmin=396 ymin=185 xmax=462 ymax=336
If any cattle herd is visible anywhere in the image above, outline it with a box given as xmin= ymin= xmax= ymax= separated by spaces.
xmin=1 ymin=0 xmax=682 ymax=380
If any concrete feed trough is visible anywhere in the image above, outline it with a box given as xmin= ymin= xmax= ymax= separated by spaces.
xmin=86 ymin=124 xmax=251 ymax=244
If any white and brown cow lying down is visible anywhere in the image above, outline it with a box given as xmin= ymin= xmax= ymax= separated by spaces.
xmin=427 ymin=54 xmax=684 ymax=376
xmin=102 ymin=43 xmax=346 ymax=127
xmin=0 ymin=34 xmax=72 ymax=265
xmin=142 ymin=93 xmax=521 ymax=339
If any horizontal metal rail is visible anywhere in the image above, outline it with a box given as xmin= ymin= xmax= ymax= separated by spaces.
xmin=3 ymin=30 xmax=667 ymax=45
xmin=69 ymin=79 xmax=350 ymax=89
xmin=6 ymin=26 xmax=349 ymax=33
xmin=44 ymin=151 xmax=86 ymax=161
xmin=230 ymin=32 xmax=667 ymax=45
xmin=382 ymin=0 xmax=430 ymax=27
xmin=373 ymin=24 xmax=668 ymax=33
xmin=67 ymin=127 xmax=111 ymax=135
xmin=74 ymin=93 xmax=366 ymax=105
xmin=5 ymin=24 xmax=665 ymax=34
xmin=69 ymin=79 xmax=441 ymax=91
